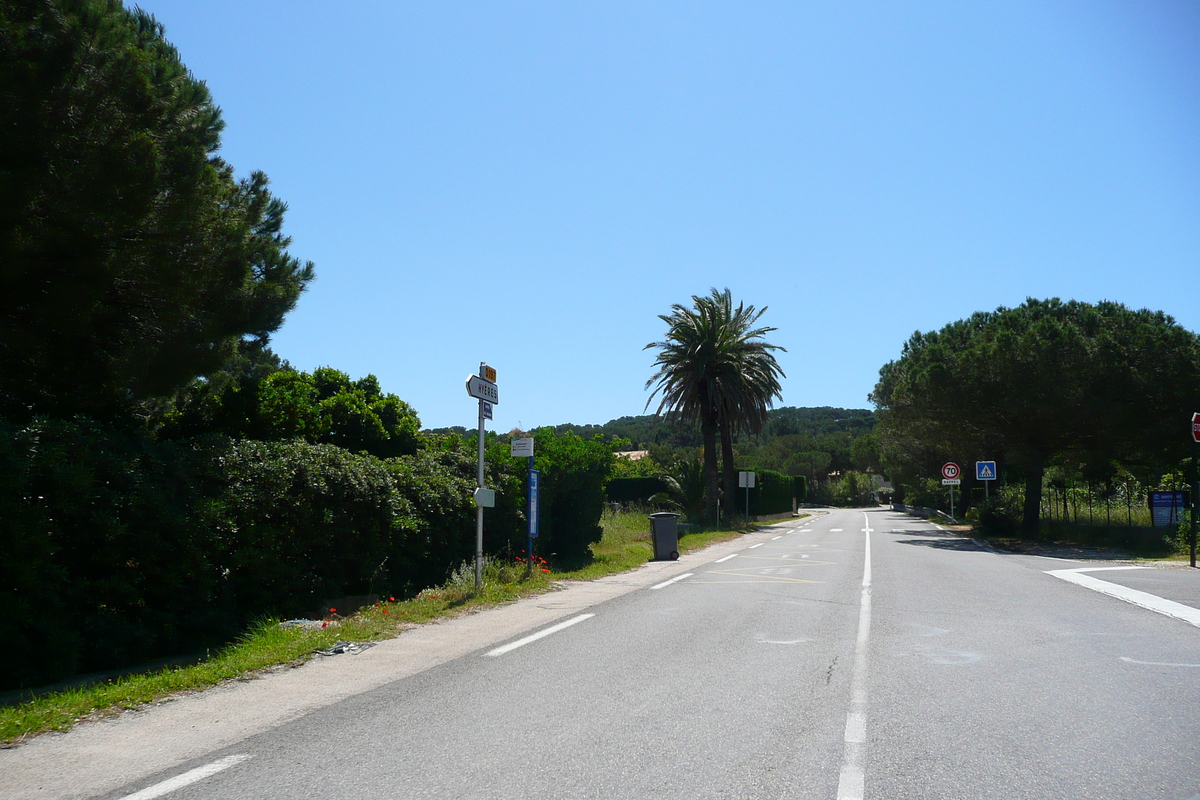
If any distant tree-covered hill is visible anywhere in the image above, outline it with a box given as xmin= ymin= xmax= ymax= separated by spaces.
xmin=425 ymin=406 xmax=878 ymax=488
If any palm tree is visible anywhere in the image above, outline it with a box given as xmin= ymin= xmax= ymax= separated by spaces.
xmin=644 ymin=288 xmax=786 ymax=522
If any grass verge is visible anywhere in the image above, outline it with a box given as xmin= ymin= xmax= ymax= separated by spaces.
xmin=0 ymin=507 xmax=760 ymax=745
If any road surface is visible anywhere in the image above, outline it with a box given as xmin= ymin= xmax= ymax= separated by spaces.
xmin=7 ymin=507 xmax=1200 ymax=799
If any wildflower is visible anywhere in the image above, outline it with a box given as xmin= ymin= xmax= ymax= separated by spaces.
xmin=389 ymin=596 xmax=395 ymax=602
xmin=382 ymin=609 xmax=389 ymax=615
xmin=330 ymin=607 xmax=336 ymax=614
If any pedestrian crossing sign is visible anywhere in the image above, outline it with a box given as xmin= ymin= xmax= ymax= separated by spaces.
xmin=976 ymin=461 xmax=997 ymax=480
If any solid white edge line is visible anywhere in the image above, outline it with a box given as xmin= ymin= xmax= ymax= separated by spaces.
xmin=1046 ymin=568 xmax=1200 ymax=628
xmin=650 ymin=573 xmax=694 ymax=590
xmin=714 ymin=554 xmax=738 ymax=563
xmin=837 ymin=514 xmax=873 ymax=800
xmin=485 ymin=614 xmax=595 ymax=657
xmin=121 ymin=754 xmax=252 ymax=800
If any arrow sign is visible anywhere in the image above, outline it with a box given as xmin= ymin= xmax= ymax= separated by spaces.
xmin=942 ymin=462 xmax=960 ymax=480
xmin=466 ymin=375 xmax=499 ymax=404
xmin=976 ymin=461 xmax=997 ymax=480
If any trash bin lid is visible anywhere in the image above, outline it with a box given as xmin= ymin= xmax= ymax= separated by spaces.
xmin=648 ymin=512 xmax=681 ymax=519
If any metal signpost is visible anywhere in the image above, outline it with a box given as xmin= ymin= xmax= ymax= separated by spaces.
xmin=739 ymin=471 xmax=756 ymax=523
xmin=976 ymin=461 xmax=996 ymax=500
xmin=466 ymin=364 xmax=499 ymax=589
xmin=511 ymin=438 xmax=537 ymax=574
xmin=1191 ymin=413 xmax=1199 ymax=567
xmin=942 ymin=462 xmax=961 ymax=520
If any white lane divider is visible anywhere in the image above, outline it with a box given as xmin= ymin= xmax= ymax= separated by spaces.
xmin=650 ymin=573 xmax=694 ymax=591
xmin=772 ymin=535 xmax=782 ymax=540
xmin=1120 ymin=656 xmax=1200 ymax=668
xmin=749 ymin=543 xmax=765 ymax=549
xmin=121 ymin=754 xmax=252 ymax=800
xmin=837 ymin=515 xmax=873 ymax=800
xmin=485 ymin=614 xmax=595 ymax=657
xmin=714 ymin=554 xmax=738 ymax=563
xmin=1046 ymin=567 xmax=1200 ymax=628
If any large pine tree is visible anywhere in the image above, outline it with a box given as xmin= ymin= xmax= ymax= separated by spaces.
xmin=0 ymin=0 xmax=314 ymax=421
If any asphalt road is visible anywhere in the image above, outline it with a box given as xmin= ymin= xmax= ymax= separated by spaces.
xmin=12 ymin=508 xmax=1200 ymax=799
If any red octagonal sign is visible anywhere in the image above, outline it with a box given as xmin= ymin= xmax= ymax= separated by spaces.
xmin=1192 ymin=412 xmax=1200 ymax=443
xmin=942 ymin=462 xmax=960 ymax=480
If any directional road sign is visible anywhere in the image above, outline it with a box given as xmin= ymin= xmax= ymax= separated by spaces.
xmin=466 ymin=375 xmax=499 ymax=404
xmin=976 ymin=461 xmax=997 ymax=480
xmin=942 ymin=462 xmax=960 ymax=480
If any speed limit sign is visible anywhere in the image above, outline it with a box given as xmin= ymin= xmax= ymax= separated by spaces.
xmin=942 ymin=462 xmax=960 ymax=480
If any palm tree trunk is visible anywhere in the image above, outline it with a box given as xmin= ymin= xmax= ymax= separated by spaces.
xmin=721 ymin=421 xmax=737 ymax=523
xmin=702 ymin=408 xmax=719 ymax=523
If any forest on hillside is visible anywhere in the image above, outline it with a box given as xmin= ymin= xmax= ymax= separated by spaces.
xmin=429 ymin=405 xmax=880 ymax=505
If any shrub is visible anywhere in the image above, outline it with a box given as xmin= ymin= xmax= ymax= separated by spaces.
xmin=746 ymin=469 xmax=795 ymax=516
xmin=527 ymin=429 xmax=617 ymax=564
xmin=210 ymin=440 xmax=415 ymax=619
xmin=0 ymin=420 xmax=228 ymax=689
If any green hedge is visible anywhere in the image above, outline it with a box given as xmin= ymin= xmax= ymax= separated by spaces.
xmin=747 ymin=469 xmax=797 ymax=516
xmin=0 ymin=420 xmax=231 ymax=689
xmin=0 ymin=421 xmax=619 ymax=691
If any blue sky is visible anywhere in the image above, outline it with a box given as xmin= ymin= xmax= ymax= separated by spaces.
xmin=135 ymin=0 xmax=1200 ymax=431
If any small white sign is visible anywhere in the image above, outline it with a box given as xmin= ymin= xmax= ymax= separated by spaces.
xmin=942 ymin=478 xmax=961 ymax=486
xmin=474 ymin=487 xmax=496 ymax=508
xmin=739 ymin=471 xmax=756 ymax=488
xmin=511 ymin=438 xmax=534 ymax=458
xmin=466 ymin=375 xmax=499 ymax=404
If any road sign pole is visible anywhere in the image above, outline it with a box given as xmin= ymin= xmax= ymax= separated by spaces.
xmin=1192 ymin=438 xmax=1197 ymax=569
xmin=476 ymin=395 xmax=485 ymax=590
xmin=527 ymin=454 xmax=535 ymax=575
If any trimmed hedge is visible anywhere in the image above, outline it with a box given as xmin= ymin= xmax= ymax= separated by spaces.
xmin=747 ymin=469 xmax=798 ymax=516
xmin=0 ymin=420 xmax=232 ymax=689
xmin=0 ymin=421 xmax=618 ymax=691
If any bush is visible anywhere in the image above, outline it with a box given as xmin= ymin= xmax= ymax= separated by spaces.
xmin=0 ymin=420 xmax=229 ymax=689
xmin=747 ymin=469 xmax=795 ymax=516
xmin=210 ymin=440 xmax=415 ymax=619
xmin=390 ymin=435 xmax=524 ymax=591
xmin=527 ymin=429 xmax=617 ymax=564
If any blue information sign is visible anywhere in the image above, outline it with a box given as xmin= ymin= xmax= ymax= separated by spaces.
xmin=976 ymin=461 xmax=997 ymax=480
xmin=529 ymin=469 xmax=540 ymax=538
xmin=1150 ymin=491 xmax=1189 ymax=527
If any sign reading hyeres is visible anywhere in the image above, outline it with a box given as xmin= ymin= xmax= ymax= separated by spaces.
xmin=466 ymin=374 xmax=499 ymax=404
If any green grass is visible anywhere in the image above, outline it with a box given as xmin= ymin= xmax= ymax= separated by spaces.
xmin=0 ymin=508 xmax=769 ymax=745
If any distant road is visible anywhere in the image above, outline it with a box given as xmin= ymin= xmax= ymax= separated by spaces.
xmin=15 ymin=508 xmax=1200 ymax=799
